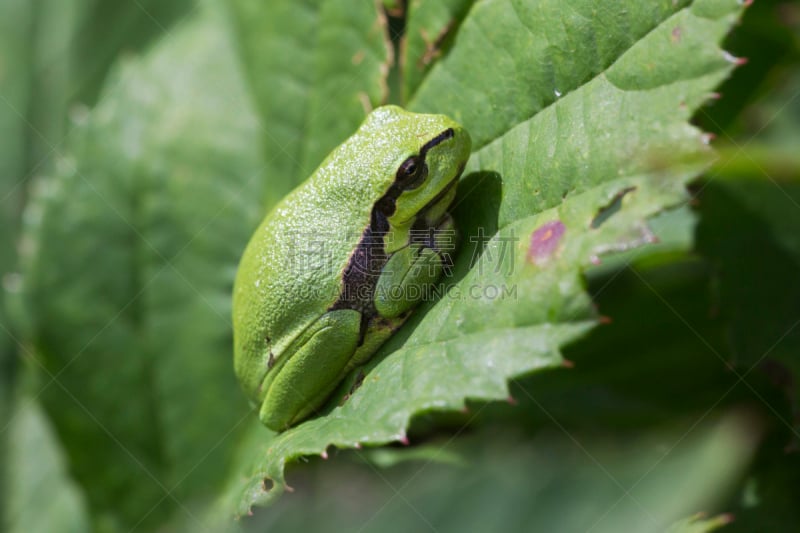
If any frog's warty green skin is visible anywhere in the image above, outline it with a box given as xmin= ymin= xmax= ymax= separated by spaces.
xmin=232 ymin=106 xmax=471 ymax=431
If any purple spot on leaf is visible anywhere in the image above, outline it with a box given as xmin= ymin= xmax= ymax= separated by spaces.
xmin=528 ymin=220 xmax=565 ymax=264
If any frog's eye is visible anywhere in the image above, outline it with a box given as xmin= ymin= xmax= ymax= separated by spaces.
xmin=396 ymin=156 xmax=426 ymax=189
xmin=398 ymin=156 xmax=420 ymax=178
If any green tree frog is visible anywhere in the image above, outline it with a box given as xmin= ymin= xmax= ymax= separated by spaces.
xmin=233 ymin=106 xmax=471 ymax=431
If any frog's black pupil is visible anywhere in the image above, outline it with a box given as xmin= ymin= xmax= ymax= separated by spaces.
xmin=399 ymin=157 xmax=418 ymax=179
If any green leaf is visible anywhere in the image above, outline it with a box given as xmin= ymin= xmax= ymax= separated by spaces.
xmin=68 ymin=0 xmax=194 ymax=104
xmin=19 ymin=6 xmax=264 ymax=529
xmin=0 ymin=1 xmax=34 ymax=523
xmin=0 ymin=0 xmax=32 ymax=226
xmin=233 ymin=416 xmax=756 ymax=532
xmin=227 ymin=0 xmax=393 ymax=204
xmin=229 ymin=0 xmax=744 ymax=514
xmin=696 ymin=172 xmax=800 ymax=373
xmin=408 ymin=0 xmax=738 ymax=151
xmin=400 ymin=0 xmax=476 ymax=102
xmin=666 ymin=513 xmax=735 ymax=533
xmin=695 ymin=68 xmax=800 ymax=422
xmin=691 ymin=70 xmax=800 ymax=530
xmin=4 ymin=393 xmax=90 ymax=533
xmin=696 ymin=0 xmax=799 ymax=135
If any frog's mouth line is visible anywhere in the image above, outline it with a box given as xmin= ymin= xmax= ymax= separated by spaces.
xmin=422 ymin=171 xmax=460 ymax=217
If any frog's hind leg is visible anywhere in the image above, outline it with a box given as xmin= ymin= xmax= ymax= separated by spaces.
xmin=259 ymin=309 xmax=361 ymax=430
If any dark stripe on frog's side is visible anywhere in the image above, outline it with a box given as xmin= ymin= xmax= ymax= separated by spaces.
xmin=328 ymin=128 xmax=457 ymax=345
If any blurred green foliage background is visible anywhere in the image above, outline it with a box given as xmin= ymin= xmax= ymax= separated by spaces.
xmin=1 ymin=0 xmax=799 ymax=532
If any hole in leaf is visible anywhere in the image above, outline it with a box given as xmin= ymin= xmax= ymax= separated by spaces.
xmin=591 ymin=186 xmax=637 ymax=229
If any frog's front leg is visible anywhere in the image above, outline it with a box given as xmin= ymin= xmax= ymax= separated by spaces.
xmin=374 ymin=214 xmax=456 ymax=318
xmin=259 ymin=309 xmax=362 ymax=430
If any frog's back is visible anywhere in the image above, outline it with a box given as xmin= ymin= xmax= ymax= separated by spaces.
xmin=233 ymin=115 xmax=395 ymax=400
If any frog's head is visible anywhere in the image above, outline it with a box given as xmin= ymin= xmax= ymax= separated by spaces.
xmin=363 ymin=106 xmax=472 ymax=231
